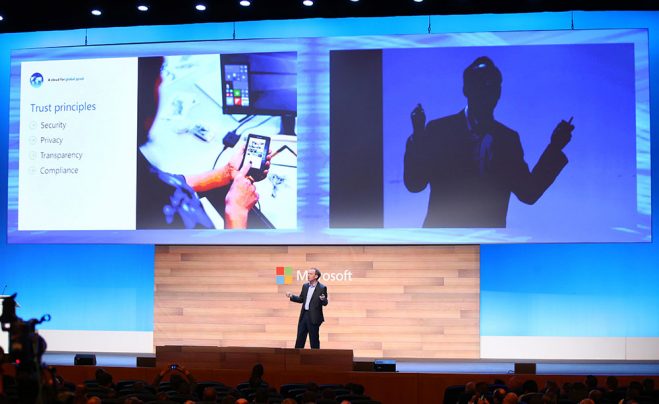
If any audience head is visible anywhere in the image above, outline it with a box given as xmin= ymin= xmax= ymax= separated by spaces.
xmin=475 ymin=381 xmax=489 ymax=396
xmin=251 ymin=363 xmax=264 ymax=378
xmin=641 ymin=378 xmax=655 ymax=393
xmin=523 ymin=379 xmax=539 ymax=393
xmin=585 ymin=375 xmax=598 ymax=390
xmin=605 ymin=376 xmax=619 ymax=391
xmin=507 ymin=376 xmax=524 ymax=394
xmin=543 ymin=380 xmax=559 ymax=395
xmin=202 ymin=386 xmax=217 ymax=401
xmin=502 ymin=392 xmax=518 ymax=404
xmin=493 ymin=388 xmax=507 ymax=404
xmin=588 ymin=389 xmax=602 ymax=402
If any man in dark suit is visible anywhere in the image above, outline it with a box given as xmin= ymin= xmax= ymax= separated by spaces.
xmin=286 ymin=268 xmax=328 ymax=349
xmin=404 ymin=56 xmax=575 ymax=228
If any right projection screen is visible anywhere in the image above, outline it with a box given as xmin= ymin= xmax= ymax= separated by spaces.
xmin=329 ymin=29 xmax=650 ymax=243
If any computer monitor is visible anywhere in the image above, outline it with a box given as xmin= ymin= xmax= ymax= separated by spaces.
xmin=221 ymin=52 xmax=297 ymax=134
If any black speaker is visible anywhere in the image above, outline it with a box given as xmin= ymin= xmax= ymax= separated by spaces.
xmin=74 ymin=354 xmax=97 ymax=366
xmin=136 ymin=356 xmax=156 ymax=367
xmin=374 ymin=359 xmax=396 ymax=372
xmin=514 ymin=362 xmax=536 ymax=374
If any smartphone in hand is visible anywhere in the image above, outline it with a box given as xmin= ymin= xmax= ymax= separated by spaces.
xmin=240 ymin=134 xmax=270 ymax=182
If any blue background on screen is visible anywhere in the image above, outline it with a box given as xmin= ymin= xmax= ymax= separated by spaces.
xmin=0 ymin=12 xmax=657 ymax=339
xmin=382 ymin=43 xmax=640 ymax=241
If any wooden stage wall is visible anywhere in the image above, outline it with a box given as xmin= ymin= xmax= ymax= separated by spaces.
xmin=154 ymin=245 xmax=480 ymax=359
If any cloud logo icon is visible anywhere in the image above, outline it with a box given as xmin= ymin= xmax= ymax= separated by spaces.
xmin=30 ymin=73 xmax=44 ymax=88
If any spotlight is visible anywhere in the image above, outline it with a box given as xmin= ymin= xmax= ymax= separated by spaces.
xmin=195 ymin=4 xmax=207 ymax=11
xmin=240 ymin=0 xmax=251 ymax=5
xmin=413 ymin=0 xmax=424 ymax=2
xmin=91 ymin=9 xmax=102 ymax=16
xmin=302 ymin=0 xmax=314 ymax=5
xmin=137 ymin=5 xmax=149 ymax=12
xmin=350 ymin=0 xmax=359 ymax=2
xmin=0 ymin=15 xmax=4 ymax=21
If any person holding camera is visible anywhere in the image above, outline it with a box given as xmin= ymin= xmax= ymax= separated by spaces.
xmin=152 ymin=363 xmax=197 ymax=401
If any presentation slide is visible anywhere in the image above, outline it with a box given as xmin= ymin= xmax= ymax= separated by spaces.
xmin=6 ymin=29 xmax=650 ymax=244
xmin=18 ymin=58 xmax=137 ymax=231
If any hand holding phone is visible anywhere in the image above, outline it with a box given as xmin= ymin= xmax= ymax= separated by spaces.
xmin=239 ymin=134 xmax=271 ymax=182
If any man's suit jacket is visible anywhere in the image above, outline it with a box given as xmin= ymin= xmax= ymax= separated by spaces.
xmin=404 ymin=109 xmax=568 ymax=228
xmin=290 ymin=282 xmax=328 ymax=325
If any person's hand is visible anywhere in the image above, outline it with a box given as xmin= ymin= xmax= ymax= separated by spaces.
xmin=319 ymin=294 xmax=326 ymax=301
xmin=286 ymin=292 xmax=292 ymax=298
xmin=551 ymin=117 xmax=574 ymax=150
xmin=227 ymin=144 xmax=272 ymax=181
xmin=224 ymin=161 xmax=258 ymax=229
xmin=411 ymin=103 xmax=426 ymax=137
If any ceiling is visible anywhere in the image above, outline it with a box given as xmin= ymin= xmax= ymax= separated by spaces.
xmin=0 ymin=1 xmax=657 ymax=34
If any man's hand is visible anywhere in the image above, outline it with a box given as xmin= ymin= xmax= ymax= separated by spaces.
xmin=411 ymin=103 xmax=426 ymax=137
xmin=551 ymin=117 xmax=574 ymax=150
xmin=224 ymin=161 xmax=258 ymax=229
xmin=227 ymin=144 xmax=272 ymax=181
xmin=319 ymin=294 xmax=326 ymax=301
xmin=286 ymin=292 xmax=292 ymax=298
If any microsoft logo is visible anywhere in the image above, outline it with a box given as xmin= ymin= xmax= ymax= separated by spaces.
xmin=276 ymin=267 xmax=354 ymax=284
xmin=275 ymin=266 xmax=293 ymax=285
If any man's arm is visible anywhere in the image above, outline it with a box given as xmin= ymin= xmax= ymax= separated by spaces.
xmin=319 ymin=286 xmax=328 ymax=307
xmin=404 ymin=104 xmax=432 ymax=193
xmin=286 ymin=286 xmax=305 ymax=303
xmin=511 ymin=118 xmax=573 ymax=204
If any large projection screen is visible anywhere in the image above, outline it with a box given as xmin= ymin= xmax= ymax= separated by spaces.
xmin=7 ymin=29 xmax=650 ymax=244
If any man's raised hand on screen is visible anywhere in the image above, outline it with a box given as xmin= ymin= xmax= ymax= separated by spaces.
xmin=550 ymin=117 xmax=574 ymax=150
xmin=411 ymin=103 xmax=426 ymax=137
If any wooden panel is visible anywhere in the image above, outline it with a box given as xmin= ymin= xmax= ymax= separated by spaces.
xmin=156 ymin=346 xmax=353 ymax=372
xmin=154 ymin=245 xmax=480 ymax=359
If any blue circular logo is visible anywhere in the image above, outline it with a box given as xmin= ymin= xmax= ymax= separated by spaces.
xmin=30 ymin=73 xmax=44 ymax=88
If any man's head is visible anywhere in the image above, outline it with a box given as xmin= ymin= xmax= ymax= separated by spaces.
xmin=502 ymin=392 xmax=518 ymax=404
xmin=307 ymin=268 xmax=321 ymax=283
xmin=463 ymin=56 xmax=502 ymax=120
xmin=202 ymin=387 xmax=217 ymax=401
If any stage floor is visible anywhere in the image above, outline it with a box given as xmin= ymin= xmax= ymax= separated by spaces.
xmin=42 ymin=353 xmax=659 ymax=375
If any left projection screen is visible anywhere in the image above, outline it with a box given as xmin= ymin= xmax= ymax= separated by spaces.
xmin=6 ymin=29 xmax=651 ymax=244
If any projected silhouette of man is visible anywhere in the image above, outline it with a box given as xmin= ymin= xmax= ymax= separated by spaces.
xmin=404 ymin=56 xmax=574 ymax=228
